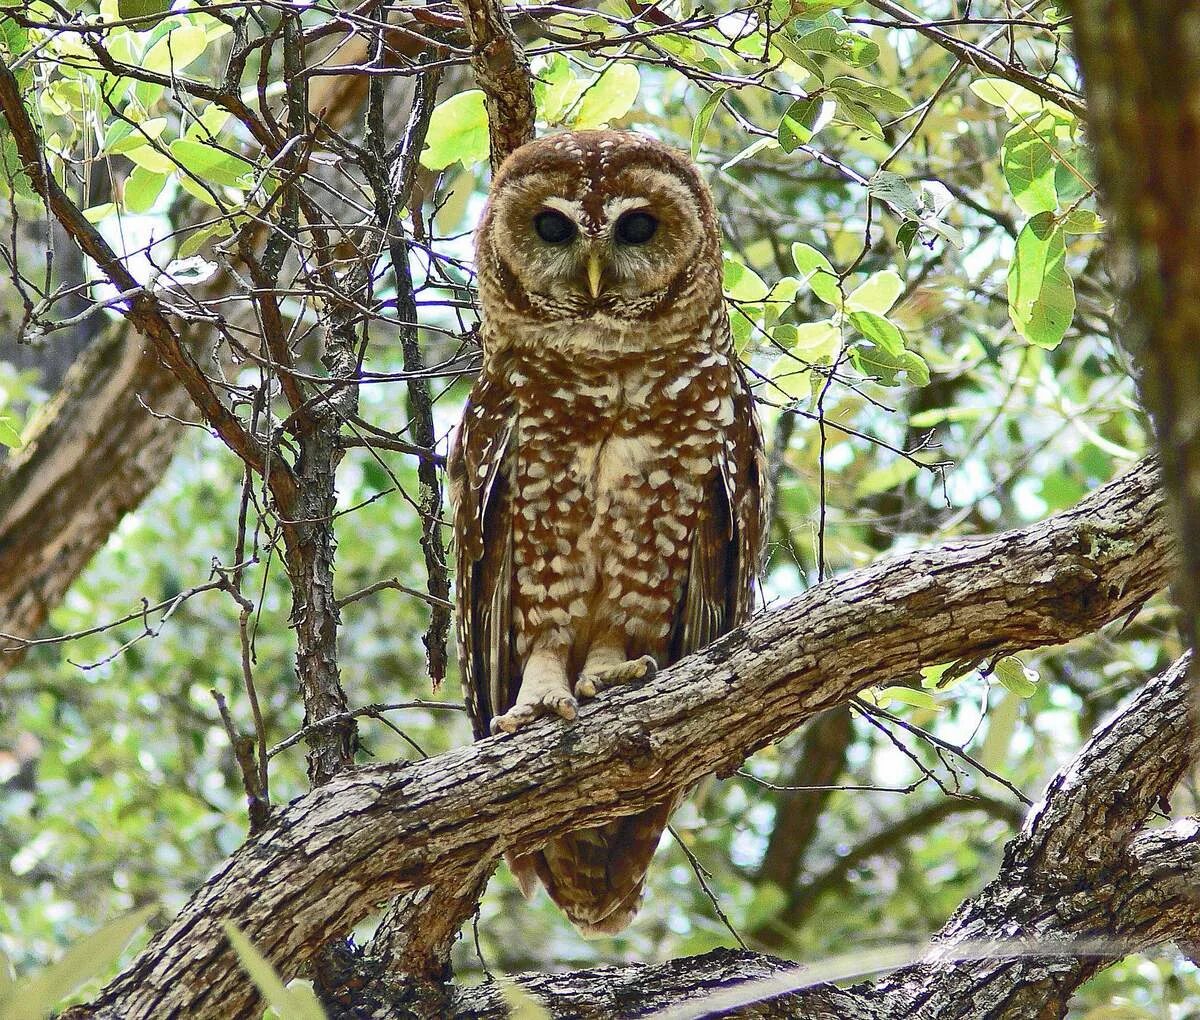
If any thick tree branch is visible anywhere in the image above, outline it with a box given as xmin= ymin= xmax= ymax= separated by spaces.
xmin=453 ymin=0 xmax=536 ymax=168
xmin=264 ymin=653 xmax=1200 ymax=1018
xmin=69 ymin=458 xmax=1174 ymax=1019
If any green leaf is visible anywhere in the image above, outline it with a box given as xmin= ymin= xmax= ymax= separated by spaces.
xmin=849 ymin=310 xmax=905 ymax=355
xmin=104 ymin=118 xmax=167 ymax=157
xmin=992 ymin=656 xmax=1039 ymax=698
xmin=0 ymin=15 xmax=30 ymax=59
xmin=1007 ymin=211 xmax=1075 ymax=348
xmin=118 ymin=0 xmax=170 ymax=19
xmin=790 ymin=0 xmax=856 ymax=13
xmin=846 ymin=270 xmax=903 ymax=315
xmin=169 ymin=139 xmax=254 ymax=189
xmin=778 ymin=97 xmax=821 ymax=152
xmin=420 ymin=90 xmax=489 ymax=170
xmin=971 ymin=76 xmax=1064 ymax=118
xmin=572 ymin=64 xmax=640 ymax=128
xmin=780 ymin=319 xmax=840 ymax=360
xmin=771 ymin=34 xmax=825 ymax=80
xmin=0 ymin=905 xmax=154 ymax=1020
xmin=1001 ymin=122 xmax=1057 ymax=215
xmin=0 ymin=416 xmax=22 ymax=449
xmin=143 ymin=23 xmax=208 ymax=75
xmin=124 ymin=166 xmax=167 ymax=213
xmin=855 ymin=458 xmax=919 ymax=498
xmin=534 ymin=54 xmax=583 ymax=124
xmin=723 ymin=258 xmax=770 ymax=301
xmin=83 ymin=202 xmax=117 ymax=223
xmin=691 ymin=88 xmax=728 ymax=159
xmin=1062 ymin=208 xmax=1103 ymax=234
xmin=763 ymin=276 xmax=802 ymax=325
xmin=871 ymin=686 xmax=942 ymax=711
xmin=851 ymin=342 xmax=929 ymax=386
xmin=867 ymin=170 xmax=919 ymax=217
xmin=837 ymin=97 xmax=884 ymax=140
xmin=791 ymin=242 xmax=841 ymax=305
xmin=827 ymin=75 xmax=908 ymax=113
xmin=177 ymin=220 xmax=233 ymax=259
xmin=896 ymin=220 xmax=919 ymax=255
xmin=223 ymin=923 xmax=328 ymax=1020
xmin=794 ymin=27 xmax=879 ymax=66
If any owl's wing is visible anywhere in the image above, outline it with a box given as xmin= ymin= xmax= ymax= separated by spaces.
xmin=672 ymin=364 xmax=767 ymax=661
xmin=448 ymin=375 xmax=518 ymax=740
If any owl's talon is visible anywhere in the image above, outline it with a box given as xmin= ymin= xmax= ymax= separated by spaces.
xmin=577 ymin=655 xmax=658 ymax=699
xmin=490 ymin=691 xmax=578 ymax=734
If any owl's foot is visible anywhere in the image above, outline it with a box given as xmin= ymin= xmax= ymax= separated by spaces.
xmin=576 ymin=655 xmax=658 ymax=699
xmin=490 ymin=688 xmax=578 ymax=735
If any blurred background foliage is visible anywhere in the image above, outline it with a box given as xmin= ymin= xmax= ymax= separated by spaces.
xmin=0 ymin=0 xmax=1195 ymax=1015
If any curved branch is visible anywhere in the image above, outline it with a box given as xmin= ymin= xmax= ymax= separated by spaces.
xmin=64 ymin=458 xmax=1175 ymax=1019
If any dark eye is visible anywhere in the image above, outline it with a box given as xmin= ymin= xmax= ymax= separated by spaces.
xmin=615 ymin=210 xmax=658 ymax=245
xmin=533 ymin=209 xmax=576 ymax=244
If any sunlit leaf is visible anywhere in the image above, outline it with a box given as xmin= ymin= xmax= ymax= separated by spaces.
xmin=143 ymin=23 xmax=208 ymax=75
xmin=0 ymin=417 xmax=22 ymax=449
xmin=992 ymin=656 xmax=1039 ymax=698
xmin=723 ymin=258 xmax=770 ymax=301
xmin=1062 ymin=208 xmax=1104 ymax=234
xmin=572 ymin=64 xmax=640 ymax=128
xmin=124 ymin=166 xmax=168 ymax=213
xmin=777 ymin=97 xmax=821 ymax=152
xmin=1001 ymin=122 xmax=1058 ymax=215
xmin=170 ymin=139 xmax=254 ymax=189
xmin=1007 ymin=211 xmax=1075 ymax=348
xmin=791 ymin=243 xmax=841 ymax=305
xmin=691 ymin=88 xmax=728 ymax=159
xmin=846 ymin=271 xmax=903 ymax=315
xmin=420 ymin=90 xmax=489 ymax=170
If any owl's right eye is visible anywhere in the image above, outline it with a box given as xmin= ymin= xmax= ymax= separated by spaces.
xmin=533 ymin=209 xmax=576 ymax=244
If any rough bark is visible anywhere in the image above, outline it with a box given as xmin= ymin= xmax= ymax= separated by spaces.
xmin=111 ymin=650 xmax=1196 ymax=1020
xmin=1069 ymin=1 xmax=1200 ymax=646
xmin=68 ymin=458 xmax=1174 ymax=1019
xmin=454 ymin=0 xmax=536 ymax=169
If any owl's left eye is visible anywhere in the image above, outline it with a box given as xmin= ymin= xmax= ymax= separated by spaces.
xmin=615 ymin=210 xmax=658 ymax=245
xmin=533 ymin=209 xmax=576 ymax=244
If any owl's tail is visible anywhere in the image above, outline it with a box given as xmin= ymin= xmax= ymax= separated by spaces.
xmin=506 ymin=798 xmax=675 ymax=935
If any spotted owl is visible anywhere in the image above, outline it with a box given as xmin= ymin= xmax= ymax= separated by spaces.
xmin=448 ymin=129 xmax=766 ymax=934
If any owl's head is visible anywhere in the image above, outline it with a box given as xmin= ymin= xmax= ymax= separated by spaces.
xmin=475 ymin=130 xmax=722 ymax=336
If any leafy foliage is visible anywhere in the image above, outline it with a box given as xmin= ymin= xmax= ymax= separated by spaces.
xmin=0 ymin=0 xmax=1193 ymax=1015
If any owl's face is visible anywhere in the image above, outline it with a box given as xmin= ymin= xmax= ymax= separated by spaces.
xmin=476 ymin=131 xmax=721 ymax=333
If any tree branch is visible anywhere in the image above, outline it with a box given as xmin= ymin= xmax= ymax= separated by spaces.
xmin=69 ymin=458 xmax=1174 ymax=1019
xmin=864 ymin=0 xmax=1086 ymax=119
xmin=453 ymin=0 xmax=536 ymax=169
xmin=238 ymin=652 xmax=1200 ymax=1019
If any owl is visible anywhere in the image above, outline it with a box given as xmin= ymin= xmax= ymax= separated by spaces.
xmin=449 ymin=129 xmax=766 ymax=934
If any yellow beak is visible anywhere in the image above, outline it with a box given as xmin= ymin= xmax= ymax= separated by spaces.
xmin=586 ymin=253 xmax=604 ymax=299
